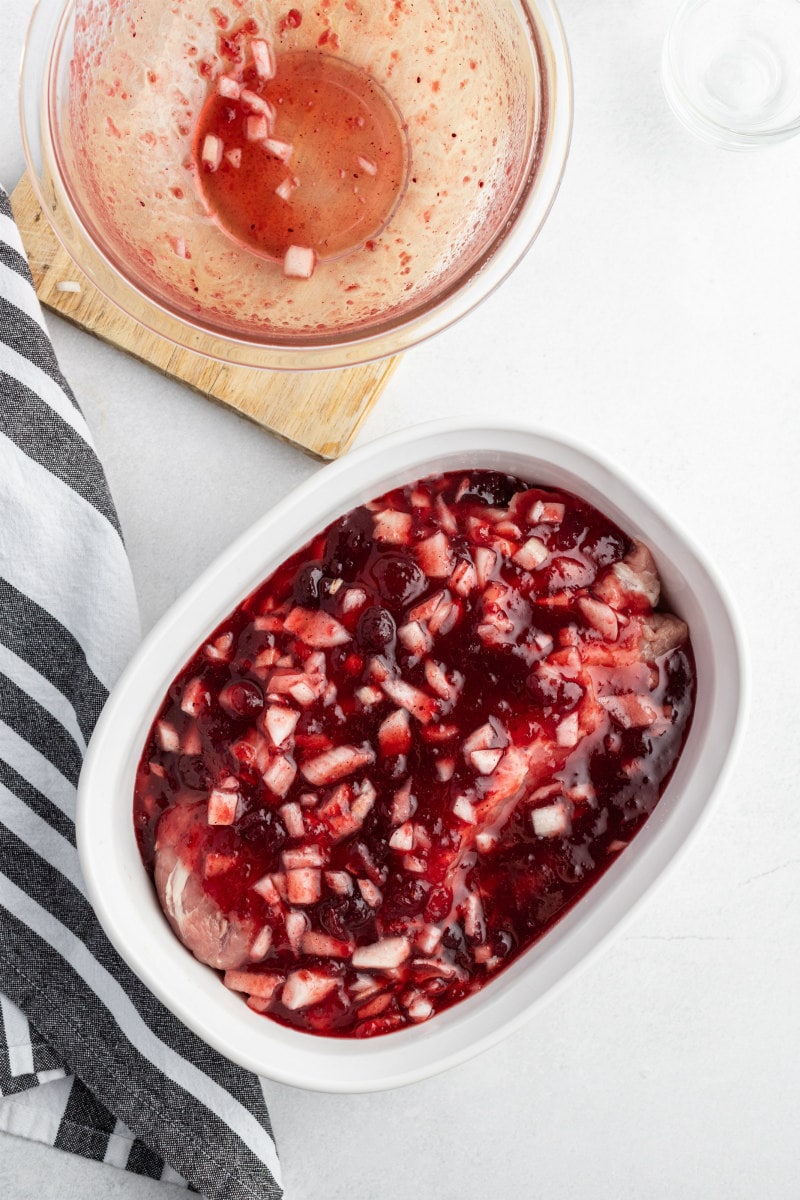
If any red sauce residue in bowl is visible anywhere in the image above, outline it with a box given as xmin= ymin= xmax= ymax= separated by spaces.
xmin=134 ymin=470 xmax=695 ymax=1037
xmin=193 ymin=46 xmax=409 ymax=263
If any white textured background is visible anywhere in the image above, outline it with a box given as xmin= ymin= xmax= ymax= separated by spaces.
xmin=1 ymin=1 xmax=799 ymax=1197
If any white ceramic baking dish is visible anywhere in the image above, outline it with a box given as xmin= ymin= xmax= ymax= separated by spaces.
xmin=77 ymin=421 xmax=747 ymax=1092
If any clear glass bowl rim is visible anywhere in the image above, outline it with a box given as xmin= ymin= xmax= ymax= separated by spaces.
xmin=20 ymin=0 xmax=573 ymax=371
xmin=661 ymin=0 xmax=800 ymax=150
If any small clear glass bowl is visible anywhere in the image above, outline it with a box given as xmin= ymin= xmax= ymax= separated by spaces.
xmin=662 ymin=0 xmax=800 ymax=150
xmin=21 ymin=0 xmax=572 ymax=370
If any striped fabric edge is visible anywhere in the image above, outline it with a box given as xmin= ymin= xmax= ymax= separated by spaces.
xmin=0 ymin=672 xmax=84 ymax=788
xmin=0 ymin=797 xmax=280 ymax=1170
xmin=0 ymin=992 xmax=66 ymax=1086
xmin=0 ymin=208 xmax=78 ymax=412
xmin=0 ymin=996 xmax=189 ymax=1186
xmin=0 ymin=431 xmax=140 ymax=693
xmin=0 ymin=581 xmax=107 ymax=743
xmin=0 ymin=839 xmax=280 ymax=1198
xmin=0 ymin=183 xmax=282 ymax=1197
xmin=0 ymin=1074 xmax=191 ymax=1187
xmin=0 ymin=369 xmax=123 ymax=535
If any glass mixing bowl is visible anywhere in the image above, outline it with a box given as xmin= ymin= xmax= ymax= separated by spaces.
xmin=21 ymin=0 xmax=571 ymax=370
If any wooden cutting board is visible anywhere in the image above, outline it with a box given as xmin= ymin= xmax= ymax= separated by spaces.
xmin=10 ymin=173 xmax=400 ymax=459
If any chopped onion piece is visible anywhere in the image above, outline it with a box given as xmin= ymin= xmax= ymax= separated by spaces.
xmin=264 ymin=137 xmax=293 ymax=163
xmin=556 ymin=711 xmax=580 ymax=748
xmin=252 ymin=875 xmax=282 ymax=906
xmin=358 ymin=878 xmax=383 ymax=908
xmin=452 ymin=794 xmax=477 ymax=824
xmin=373 ymin=509 xmax=412 ymax=544
xmin=351 ymin=780 xmax=377 ymax=822
xmin=416 ymin=530 xmax=454 ymax=578
xmin=407 ymin=995 xmax=434 ymax=1022
xmin=474 ymin=547 xmax=497 ymax=588
xmin=513 ymin=537 xmax=549 ymax=570
xmin=300 ymin=931 xmax=351 ymax=957
xmin=390 ymin=779 xmax=415 ymax=825
xmin=378 ymin=708 xmax=412 ymax=758
xmin=463 ymin=891 xmax=485 ymax=940
xmin=155 ymin=719 xmax=180 ymax=753
xmin=250 ymin=926 xmax=273 ymax=960
xmin=324 ymin=870 xmax=353 ymax=896
xmin=201 ymin=134 xmax=223 ymax=171
xmin=224 ymin=969 xmax=281 ymax=1000
xmin=263 ymin=755 xmax=297 ymax=798
xmin=263 ymin=705 xmax=300 ymax=747
xmin=282 ymin=845 xmax=326 ymax=870
xmin=282 ymin=968 xmax=337 ymax=1010
xmin=285 ymin=910 xmax=309 ymax=952
xmin=283 ymin=245 xmax=317 ymax=279
xmin=469 ymin=747 xmax=504 ymax=776
xmin=397 ymin=620 xmax=433 ymax=657
xmin=436 ymin=757 xmax=455 ymax=782
xmin=207 ymin=787 xmax=240 ymax=826
xmin=356 ymin=155 xmax=378 ymax=176
xmin=532 ymin=801 xmax=571 ymax=839
xmin=300 ymin=743 xmax=375 ymax=786
xmin=251 ymin=38 xmax=276 ymax=80
xmin=475 ymin=830 xmax=498 ymax=854
xmin=388 ymin=821 xmax=414 ymax=852
xmin=415 ymin=924 xmax=442 ymax=956
xmin=279 ymin=801 xmax=305 ymax=838
xmin=275 ymin=175 xmax=300 ymax=202
xmin=286 ymin=867 xmax=321 ymax=906
xmin=351 ymin=937 xmax=411 ymax=971
xmin=241 ymin=89 xmax=275 ymax=123
xmin=246 ymin=115 xmax=269 ymax=142
xmin=218 ymin=75 xmax=241 ymax=99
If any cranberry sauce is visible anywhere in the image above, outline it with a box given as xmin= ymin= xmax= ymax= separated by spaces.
xmin=134 ymin=470 xmax=695 ymax=1038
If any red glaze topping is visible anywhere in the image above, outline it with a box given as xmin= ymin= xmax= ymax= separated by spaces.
xmin=134 ymin=471 xmax=695 ymax=1037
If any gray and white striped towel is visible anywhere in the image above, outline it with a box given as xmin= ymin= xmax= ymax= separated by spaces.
xmin=0 ymin=185 xmax=282 ymax=1197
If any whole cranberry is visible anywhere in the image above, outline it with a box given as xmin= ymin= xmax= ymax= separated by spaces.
xmin=318 ymin=894 xmax=374 ymax=940
xmin=384 ymin=875 xmax=429 ymax=918
xmin=293 ymin=561 xmax=325 ymax=607
xmin=238 ymin=809 xmax=286 ymax=858
xmin=218 ymin=679 xmax=264 ymax=720
xmin=177 ymin=754 xmax=210 ymax=791
xmin=370 ymin=554 xmax=426 ymax=607
xmin=460 ymin=471 xmax=523 ymax=508
xmin=324 ymin=508 xmax=374 ymax=577
xmin=581 ymin=528 xmax=631 ymax=568
xmin=356 ymin=605 xmax=396 ymax=652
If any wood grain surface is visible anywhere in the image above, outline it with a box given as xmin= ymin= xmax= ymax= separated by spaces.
xmin=10 ymin=173 xmax=400 ymax=458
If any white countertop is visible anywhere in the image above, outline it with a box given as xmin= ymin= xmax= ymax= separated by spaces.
xmin=2 ymin=2 xmax=799 ymax=1197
